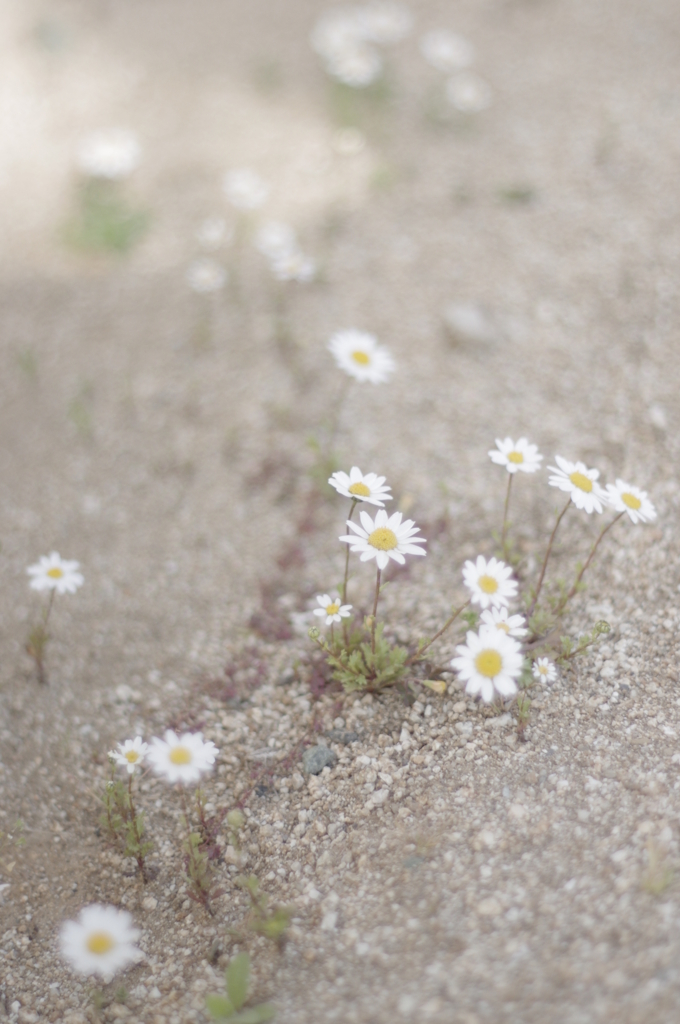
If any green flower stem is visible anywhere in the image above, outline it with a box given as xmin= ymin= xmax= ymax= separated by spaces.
xmin=127 ymin=773 xmax=148 ymax=883
xmin=371 ymin=567 xmax=382 ymax=654
xmin=501 ymin=472 xmax=513 ymax=561
xmin=554 ymin=511 xmax=625 ymax=617
xmin=527 ymin=497 xmax=572 ymax=618
xmin=342 ymin=498 xmax=359 ymax=646
xmin=407 ymin=598 xmax=471 ymax=665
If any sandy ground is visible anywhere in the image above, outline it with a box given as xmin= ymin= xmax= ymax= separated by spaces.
xmin=2 ymin=0 xmax=680 ymax=1021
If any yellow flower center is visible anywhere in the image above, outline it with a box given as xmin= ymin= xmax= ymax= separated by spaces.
xmin=496 ymin=622 xmax=510 ymax=633
xmin=475 ymin=650 xmax=502 ymax=678
xmin=351 ymin=350 xmax=370 ymax=365
xmin=478 ymin=575 xmax=498 ymax=594
xmin=349 ymin=482 xmax=371 ymax=497
xmin=124 ymin=750 xmax=139 ymax=763
xmin=622 ymin=492 xmax=641 ymax=510
xmin=169 ymin=746 xmax=192 ymax=765
xmin=368 ymin=527 xmax=398 ymax=551
xmin=538 ymin=664 xmax=548 ymax=675
xmin=569 ymin=471 xmax=592 ymax=493
xmin=508 ymin=451 xmax=524 ymax=464
xmin=47 ymin=567 xmax=64 ymax=578
xmin=87 ymin=932 xmax=115 ymax=955
xmin=326 ymin=603 xmax=340 ymax=616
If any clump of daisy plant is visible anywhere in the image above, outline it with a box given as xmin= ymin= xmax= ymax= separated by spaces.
xmin=148 ymin=730 xmax=221 ymax=914
xmin=25 ymin=552 xmax=84 ymax=684
xmin=100 ymin=738 xmax=152 ymax=882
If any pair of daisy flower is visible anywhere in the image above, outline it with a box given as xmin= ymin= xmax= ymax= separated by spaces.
xmin=109 ymin=730 xmax=217 ymax=785
xmin=451 ymin=605 xmax=556 ymax=703
xmin=489 ymin=437 xmax=656 ymax=523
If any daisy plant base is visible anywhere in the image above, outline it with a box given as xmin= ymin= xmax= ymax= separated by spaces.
xmin=310 ymin=621 xmax=409 ymax=694
xmin=99 ymin=762 xmax=153 ymax=883
xmin=232 ymin=874 xmax=292 ymax=948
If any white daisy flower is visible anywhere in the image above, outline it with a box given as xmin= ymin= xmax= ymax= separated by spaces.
xmin=604 ymin=480 xmax=657 ymax=525
xmin=60 ymin=904 xmax=140 ymax=978
xmin=255 ymin=221 xmax=297 ymax=260
xmin=223 ymin=169 xmax=269 ymax=211
xmin=108 ymin=737 xmax=149 ymax=775
xmin=463 ymin=555 xmax=518 ymax=610
xmin=548 ymin=456 xmax=606 ymax=514
xmin=148 ymin=730 xmax=218 ymax=785
xmin=339 ymin=508 xmax=426 ymax=571
xmin=271 ymin=249 xmax=317 ymax=283
xmin=480 ymin=607 xmax=527 ymax=638
xmin=532 ymin=657 xmax=557 ymax=685
xmin=76 ymin=130 xmax=140 ymax=180
xmin=446 ymin=72 xmax=492 ymax=112
xmin=328 ymin=329 xmax=395 ymax=383
xmin=419 ymin=30 xmax=475 ymax=73
xmin=326 ymin=44 xmax=383 ymax=87
xmin=451 ymin=628 xmax=524 ymax=703
xmin=313 ymin=593 xmax=353 ymax=625
xmin=186 ymin=258 xmax=227 ymax=293
xmin=488 ymin=437 xmax=543 ymax=474
xmin=328 ymin=466 xmax=392 ymax=507
xmin=357 ymin=3 xmax=414 ymax=45
xmin=196 ymin=217 xmax=232 ymax=251
xmin=27 ymin=553 xmax=84 ymax=595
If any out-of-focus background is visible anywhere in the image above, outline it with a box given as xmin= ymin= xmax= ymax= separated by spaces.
xmin=2 ymin=1 xmax=680 ymax=1021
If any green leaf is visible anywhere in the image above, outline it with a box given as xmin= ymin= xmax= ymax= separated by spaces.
xmin=230 ymin=1004 xmax=277 ymax=1024
xmin=226 ymin=953 xmax=250 ymax=1011
xmin=206 ymin=994 xmax=236 ymax=1019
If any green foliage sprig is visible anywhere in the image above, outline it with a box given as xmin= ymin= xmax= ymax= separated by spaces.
xmin=206 ymin=953 xmax=276 ymax=1022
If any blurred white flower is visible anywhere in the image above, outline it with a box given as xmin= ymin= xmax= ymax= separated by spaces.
xmin=27 ymin=553 xmax=84 ymax=595
xmin=60 ymin=905 xmax=140 ymax=978
xmin=255 ymin=221 xmax=297 ymax=260
xmin=148 ymin=730 xmax=218 ymax=784
xmin=480 ymin=607 xmax=527 ymax=638
xmin=463 ymin=555 xmax=518 ymax=610
xmin=108 ymin=737 xmax=148 ymax=775
xmin=548 ymin=456 xmax=606 ymax=515
xmin=328 ymin=329 xmax=395 ymax=383
xmin=77 ymin=130 xmax=141 ymax=180
xmin=223 ymin=169 xmax=269 ymax=210
xmin=446 ymin=72 xmax=492 ymax=112
xmin=420 ymin=30 xmax=475 ymax=72
xmin=271 ymin=249 xmax=317 ymax=283
xmin=311 ymin=8 xmax=366 ymax=59
xmin=489 ymin=437 xmax=543 ymax=475
xmin=331 ymin=127 xmax=367 ymax=155
xmin=186 ymin=258 xmax=227 ymax=293
xmin=533 ymin=657 xmax=557 ymax=685
xmin=605 ymin=480 xmax=657 ymax=525
xmin=196 ymin=217 xmax=232 ymax=250
xmin=358 ymin=2 xmax=413 ymax=44
xmin=329 ymin=466 xmax=392 ymax=506
xmin=326 ymin=44 xmax=383 ymax=87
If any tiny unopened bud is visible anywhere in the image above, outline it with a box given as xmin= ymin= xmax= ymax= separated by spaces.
xmin=595 ymin=620 xmax=611 ymax=635
xmin=308 ymin=626 xmax=320 ymax=640
xmin=227 ymin=809 xmax=244 ymax=831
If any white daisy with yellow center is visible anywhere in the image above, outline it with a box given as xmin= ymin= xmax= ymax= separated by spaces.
xmin=328 ymin=329 xmax=395 ymax=384
xmin=605 ymin=479 xmax=657 ymax=525
xmin=339 ymin=508 xmax=426 ymax=571
xmin=27 ymin=552 xmax=84 ymax=595
xmin=480 ymin=607 xmax=527 ymax=638
xmin=548 ymin=456 xmax=605 ymax=514
xmin=328 ymin=466 xmax=393 ymax=507
xmin=532 ymin=657 xmax=557 ymax=685
xmin=60 ymin=904 xmax=140 ymax=978
xmin=451 ymin=627 xmax=524 ymax=703
xmin=313 ymin=593 xmax=353 ymax=626
xmin=148 ymin=730 xmax=218 ymax=785
xmin=108 ymin=737 xmax=149 ymax=775
xmin=462 ymin=555 xmax=518 ymax=610
xmin=488 ymin=437 xmax=543 ymax=475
